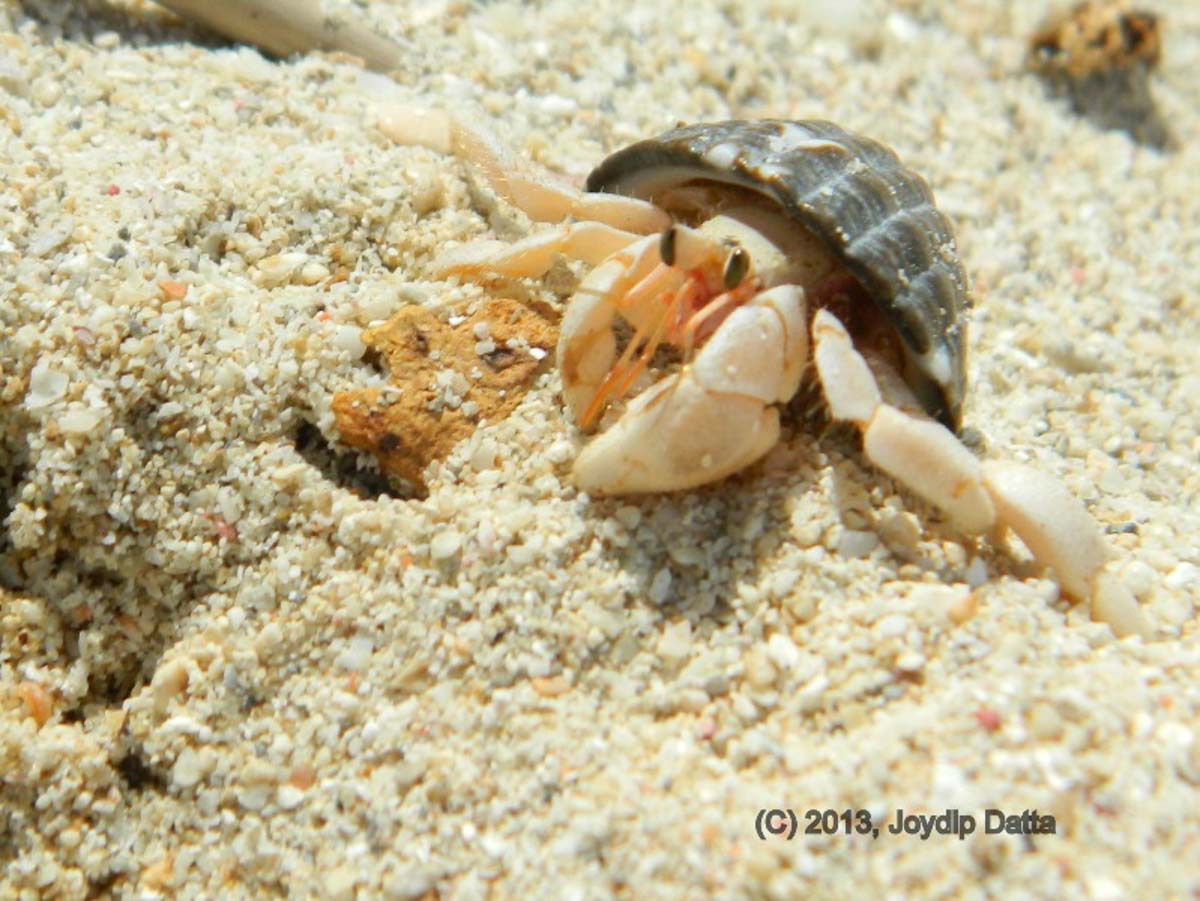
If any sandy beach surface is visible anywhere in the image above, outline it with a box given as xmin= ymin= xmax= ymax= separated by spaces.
xmin=2 ymin=0 xmax=1199 ymax=896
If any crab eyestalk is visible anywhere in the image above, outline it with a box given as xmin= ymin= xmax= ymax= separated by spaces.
xmin=722 ymin=246 xmax=750 ymax=289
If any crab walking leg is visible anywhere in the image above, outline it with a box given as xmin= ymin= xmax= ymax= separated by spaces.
xmin=980 ymin=463 xmax=1149 ymax=637
xmin=430 ymin=221 xmax=644 ymax=281
xmin=572 ymin=284 xmax=807 ymax=494
xmin=811 ymin=310 xmax=1149 ymax=637
xmin=376 ymin=106 xmax=671 ymax=233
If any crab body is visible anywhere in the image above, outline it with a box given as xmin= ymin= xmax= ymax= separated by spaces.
xmin=377 ymin=109 xmax=1149 ymax=637
xmin=586 ymin=119 xmax=970 ymax=430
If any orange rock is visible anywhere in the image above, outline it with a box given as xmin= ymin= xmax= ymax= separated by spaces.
xmin=1028 ymin=1 xmax=1169 ymax=147
xmin=158 ymin=279 xmax=189 ymax=301
xmin=289 ymin=762 xmax=317 ymax=790
xmin=140 ymin=856 xmax=174 ymax=892
xmin=333 ymin=297 xmax=555 ymax=494
xmin=530 ymin=675 xmax=570 ymax=698
xmin=18 ymin=681 xmax=53 ymax=727
xmin=1029 ymin=2 xmax=1161 ymax=78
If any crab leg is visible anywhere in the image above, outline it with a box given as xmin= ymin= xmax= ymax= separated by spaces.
xmin=429 ymin=221 xmax=643 ymax=280
xmin=376 ymin=106 xmax=671 ymax=233
xmin=377 ymin=106 xmax=664 ymax=281
xmin=811 ymin=309 xmax=1149 ymax=638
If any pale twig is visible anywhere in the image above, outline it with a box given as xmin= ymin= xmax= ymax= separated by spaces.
xmin=154 ymin=0 xmax=406 ymax=72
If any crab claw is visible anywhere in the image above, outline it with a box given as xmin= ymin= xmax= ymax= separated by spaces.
xmin=573 ymin=284 xmax=806 ymax=493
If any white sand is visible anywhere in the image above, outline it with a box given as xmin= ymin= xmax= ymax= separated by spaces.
xmin=2 ymin=0 xmax=1199 ymax=896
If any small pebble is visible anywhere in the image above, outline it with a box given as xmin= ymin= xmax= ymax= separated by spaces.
xmin=766 ymin=569 xmax=799 ymax=601
xmin=256 ymin=251 xmax=307 ymax=286
xmin=874 ymin=614 xmax=910 ymax=640
xmin=743 ymin=648 xmax=776 ymax=689
xmin=335 ymin=636 xmax=375 ymax=672
xmin=150 ymin=658 xmax=190 ymax=710
xmin=946 ymin=590 xmax=978 ymax=625
xmin=838 ymin=529 xmax=878 ymax=558
xmin=790 ymin=519 xmax=823 ymax=548
xmin=1121 ymin=560 xmax=1157 ymax=598
xmin=614 ymin=505 xmax=641 ymax=529
xmin=649 ymin=567 xmax=672 ymax=604
xmin=333 ymin=325 xmax=366 ymax=359
xmin=238 ymin=784 xmax=272 ymax=812
xmin=172 ymin=748 xmax=212 ymax=789
xmin=965 ymin=556 xmax=989 ymax=589
xmin=531 ymin=675 xmax=570 ymax=697
xmin=537 ymin=93 xmax=578 ymax=115
xmin=28 ymin=219 xmax=74 ymax=256
xmin=58 ymin=407 xmax=101 ymax=435
xmin=158 ymin=279 xmax=188 ymax=300
xmin=18 ymin=681 xmax=53 ymax=727
xmin=1027 ymin=703 xmax=1063 ymax=741
xmin=431 ymin=530 xmax=462 ymax=560
xmin=289 ymin=764 xmax=317 ymax=790
xmin=974 ymin=707 xmax=1002 ymax=732
xmin=1164 ymin=563 xmax=1197 ymax=590
xmin=300 ymin=262 xmax=330 ymax=285
xmin=470 ymin=439 xmax=497 ymax=471
xmin=765 ymin=633 xmax=801 ymax=671
xmin=545 ymin=440 xmax=573 ymax=464
xmin=667 ymin=543 xmax=704 ymax=566
xmin=277 ymin=785 xmax=305 ymax=810
xmin=657 ymin=619 xmax=691 ymax=663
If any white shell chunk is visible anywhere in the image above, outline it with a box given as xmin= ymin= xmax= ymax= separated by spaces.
xmin=26 ymin=362 xmax=68 ymax=409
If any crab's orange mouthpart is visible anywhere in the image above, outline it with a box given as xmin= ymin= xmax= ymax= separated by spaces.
xmin=578 ymin=275 xmax=697 ymax=430
xmin=576 ymin=265 xmax=756 ymax=431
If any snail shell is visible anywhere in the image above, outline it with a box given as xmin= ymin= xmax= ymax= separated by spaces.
xmin=585 ymin=119 xmax=971 ymax=431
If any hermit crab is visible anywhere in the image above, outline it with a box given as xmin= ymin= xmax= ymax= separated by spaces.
xmin=377 ymin=109 xmax=1148 ymax=637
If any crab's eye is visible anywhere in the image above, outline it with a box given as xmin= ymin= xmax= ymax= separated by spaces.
xmin=723 ymin=247 xmax=749 ymax=289
xmin=658 ymin=226 xmax=677 ymax=267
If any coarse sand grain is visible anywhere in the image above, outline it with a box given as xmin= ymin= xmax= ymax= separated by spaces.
xmin=2 ymin=0 xmax=1199 ymax=897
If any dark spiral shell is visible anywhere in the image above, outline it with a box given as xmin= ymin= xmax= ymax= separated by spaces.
xmin=585 ymin=120 xmax=970 ymax=431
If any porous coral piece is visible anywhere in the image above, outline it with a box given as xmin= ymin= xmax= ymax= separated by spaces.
xmin=1028 ymin=1 xmax=1170 ymax=148
xmin=332 ymin=297 xmax=554 ymax=494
